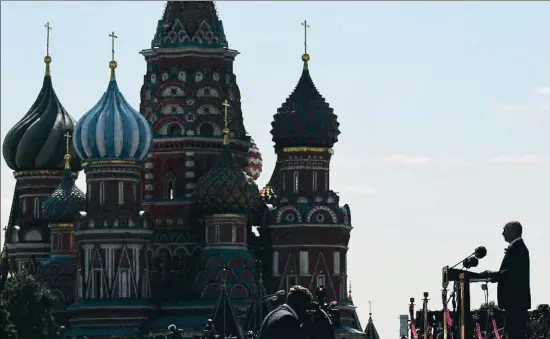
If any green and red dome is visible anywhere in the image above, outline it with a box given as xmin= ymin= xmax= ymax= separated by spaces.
xmin=195 ymin=147 xmax=260 ymax=215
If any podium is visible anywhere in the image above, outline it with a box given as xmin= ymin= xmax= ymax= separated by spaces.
xmin=442 ymin=266 xmax=490 ymax=339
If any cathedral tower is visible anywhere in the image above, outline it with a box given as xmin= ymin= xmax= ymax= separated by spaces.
xmin=67 ymin=36 xmax=154 ymax=336
xmin=40 ymin=132 xmax=86 ymax=308
xmin=194 ymin=100 xmax=261 ymax=302
xmin=2 ymin=26 xmax=81 ymax=273
xmin=138 ymin=1 xmax=254 ymax=233
xmin=261 ymin=26 xmax=362 ymax=336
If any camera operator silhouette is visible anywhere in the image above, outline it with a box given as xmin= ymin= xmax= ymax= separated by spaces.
xmin=481 ymin=221 xmax=531 ymax=339
xmin=258 ymin=285 xmax=312 ymax=339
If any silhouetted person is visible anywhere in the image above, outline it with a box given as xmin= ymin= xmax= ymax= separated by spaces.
xmin=258 ymin=285 xmax=313 ymax=339
xmin=482 ymin=221 xmax=531 ymax=339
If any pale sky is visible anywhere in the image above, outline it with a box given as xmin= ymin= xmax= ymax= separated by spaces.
xmin=2 ymin=2 xmax=550 ymax=338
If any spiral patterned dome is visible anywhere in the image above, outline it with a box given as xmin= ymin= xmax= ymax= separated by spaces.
xmin=73 ymin=61 xmax=152 ymax=162
xmin=2 ymin=57 xmax=81 ymax=172
xmin=245 ymin=137 xmax=263 ymax=181
xmin=196 ymin=147 xmax=260 ymax=215
xmin=42 ymin=153 xmax=85 ymax=223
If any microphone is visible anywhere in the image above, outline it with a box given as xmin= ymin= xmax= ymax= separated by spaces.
xmin=260 ymin=290 xmax=285 ymax=301
xmin=474 ymin=246 xmax=487 ymax=259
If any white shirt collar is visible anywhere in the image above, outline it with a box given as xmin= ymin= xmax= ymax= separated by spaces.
xmin=508 ymin=237 xmax=522 ymax=248
xmin=284 ymin=303 xmax=298 ymax=318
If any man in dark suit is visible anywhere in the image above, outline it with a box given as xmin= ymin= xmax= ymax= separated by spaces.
xmin=258 ymin=285 xmax=313 ymax=339
xmin=483 ymin=221 xmax=531 ymax=339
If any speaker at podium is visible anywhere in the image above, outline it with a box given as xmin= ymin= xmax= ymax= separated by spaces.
xmin=442 ymin=246 xmax=491 ymax=339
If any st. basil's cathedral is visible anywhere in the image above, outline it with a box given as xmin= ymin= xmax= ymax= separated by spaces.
xmin=1 ymin=2 xmax=379 ymax=338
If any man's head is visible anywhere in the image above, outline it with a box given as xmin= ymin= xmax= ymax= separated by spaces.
xmin=502 ymin=221 xmax=522 ymax=243
xmin=286 ymin=285 xmax=313 ymax=319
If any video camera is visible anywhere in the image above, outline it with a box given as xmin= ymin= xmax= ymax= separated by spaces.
xmin=305 ymin=286 xmax=341 ymax=339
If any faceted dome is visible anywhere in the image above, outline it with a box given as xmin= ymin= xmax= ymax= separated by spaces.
xmin=271 ymin=54 xmax=340 ymax=150
xmin=245 ymin=137 xmax=263 ymax=181
xmin=2 ymin=58 xmax=81 ymax=172
xmin=73 ymin=62 xmax=153 ymax=162
xmin=42 ymin=154 xmax=85 ymax=223
xmin=196 ymin=147 xmax=260 ymax=215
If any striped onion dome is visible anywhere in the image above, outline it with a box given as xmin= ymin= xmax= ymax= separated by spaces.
xmin=245 ymin=137 xmax=263 ymax=181
xmin=73 ymin=60 xmax=152 ymax=162
xmin=2 ymin=56 xmax=81 ymax=171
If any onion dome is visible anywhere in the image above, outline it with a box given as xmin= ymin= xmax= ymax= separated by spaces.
xmin=271 ymin=53 xmax=340 ymax=150
xmin=2 ymin=56 xmax=81 ymax=172
xmin=245 ymin=137 xmax=263 ymax=181
xmin=73 ymin=58 xmax=153 ymax=163
xmin=42 ymin=135 xmax=85 ymax=223
xmin=196 ymin=100 xmax=260 ymax=215
xmin=196 ymin=147 xmax=260 ymax=215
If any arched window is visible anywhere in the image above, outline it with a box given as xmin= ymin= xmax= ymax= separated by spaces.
xmin=34 ymin=198 xmax=40 ymax=219
xmin=133 ymin=183 xmax=137 ymax=202
xmin=87 ymin=183 xmax=92 ymax=201
xmin=293 ymin=171 xmax=299 ymax=193
xmin=99 ymin=182 xmax=105 ymax=206
xmin=118 ymin=182 xmax=124 ymax=205
xmin=281 ymin=172 xmax=286 ymax=191
xmin=312 ymin=171 xmax=318 ymax=192
xmin=231 ymin=225 xmax=236 ymax=243
xmin=215 ymin=225 xmax=220 ymax=243
xmin=167 ymin=124 xmax=182 ymax=136
xmin=199 ymin=123 xmax=214 ymax=137
xmin=166 ymin=180 xmax=175 ymax=200
xmin=21 ymin=199 xmax=26 ymax=213
xmin=325 ymin=172 xmax=329 ymax=191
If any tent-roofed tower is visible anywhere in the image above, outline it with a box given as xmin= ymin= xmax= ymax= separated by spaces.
xmin=138 ymin=0 xmax=261 ymax=303
xmin=2 ymin=23 xmax=81 ymax=274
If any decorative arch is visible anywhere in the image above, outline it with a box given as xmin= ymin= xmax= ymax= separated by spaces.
xmin=196 ymin=86 xmax=221 ymax=98
xmin=216 ymin=269 xmax=238 ymax=284
xmin=306 ymin=206 xmax=338 ymax=223
xmin=201 ymin=283 xmax=220 ymax=299
xmin=238 ymin=269 xmax=254 ymax=285
xmin=153 ymin=116 xmax=185 ymax=130
xmin=276 ymin=206 xmax=303 ymax=224
xmin=22 ymin=228 xmax=42 ymax=241
xmin=205 ymin=256 xmax=223 ymax=270
xmin=230 ymin=284 xmax=249 ymax=299
xmin=229 ymin=257 xmax=245 ymax=269
xmin=196 ymin=122 xmax=221 ymax=137
xmin=342 ymin=205 xmax=350 ymax=225
xmin=157 ymin=81 xmax=185 ymax=95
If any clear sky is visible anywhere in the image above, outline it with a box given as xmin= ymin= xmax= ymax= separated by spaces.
xmin=1 ymin=1 xmax=550 ymax=338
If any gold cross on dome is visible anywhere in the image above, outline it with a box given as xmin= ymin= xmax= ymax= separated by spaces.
xmin=222 ymin=99 xmax=230 ymax=145
xmin=301 ymin=20 xmax=310 ymax=54
xmin=64 ymin=132 xmax=72 ymax=154
xmin=45 ymin=22 xmax=52 ymax=56
xmin=109 ymin=31 xmax=118 ymax=61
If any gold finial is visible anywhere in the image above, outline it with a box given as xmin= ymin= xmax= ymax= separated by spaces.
xmin=301 ymin=20 xmax=310 ymax=69
xmin=63 ymin=132 xmax=72 ymax=170
xmin=44 ymin=22 xmax=52 ymax=75
xmin=108 ymin=31 xmax=118 ymax=80
xmin=222 ymin=99 xmax=231 ymax=145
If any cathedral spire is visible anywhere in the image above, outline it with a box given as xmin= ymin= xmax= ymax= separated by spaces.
xmin=151 ymin=1 xmax=228 ymax=49
xmin=270 ymin=20 xmax=340 ymax=151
